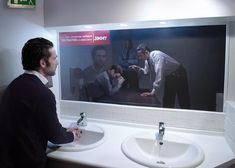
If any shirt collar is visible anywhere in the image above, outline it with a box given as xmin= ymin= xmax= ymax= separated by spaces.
xmin=24 ymin=70 xmax=48 ymax=85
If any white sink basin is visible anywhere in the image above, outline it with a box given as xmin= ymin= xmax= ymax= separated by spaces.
xmin=121 ymin=131 xmax=204 ymax=168
xmin=56 ymin=124 xmax=105 ymax=152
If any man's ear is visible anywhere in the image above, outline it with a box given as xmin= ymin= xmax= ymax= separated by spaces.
xmin=40 ymin=59 xmax=46 ymax=68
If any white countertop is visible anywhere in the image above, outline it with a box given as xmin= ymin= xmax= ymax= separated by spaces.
xmin=47 ymin=117 xmax=235 ymax=168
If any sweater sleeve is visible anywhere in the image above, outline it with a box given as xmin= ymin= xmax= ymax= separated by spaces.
xmin=37 ymin=89 xmax=74 ymax=144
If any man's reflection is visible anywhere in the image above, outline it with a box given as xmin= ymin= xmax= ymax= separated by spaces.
xmin=83 ymin=46 xmax=109 ymax=84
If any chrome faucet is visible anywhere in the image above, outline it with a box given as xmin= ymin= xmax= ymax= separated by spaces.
xmin=156 ymin=122 xmax=165 ymax=142
xmin=77 ymin=112 xmax=87 ymax=127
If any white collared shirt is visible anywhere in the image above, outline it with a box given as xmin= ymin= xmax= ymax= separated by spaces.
xmin=140 ymin=50 xmax=180 ymax=105
xmin=24 ymin=70 xmax=48 ymax=85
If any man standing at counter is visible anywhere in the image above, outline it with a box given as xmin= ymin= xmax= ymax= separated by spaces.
xmin=0 ymin=38 xmax=81 ymax=168
xmin=130 ymin=43 xmax=190 ymax=109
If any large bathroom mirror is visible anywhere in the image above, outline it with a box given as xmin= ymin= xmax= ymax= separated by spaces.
xmin=58 ymin=21 xmax=226 ymax=112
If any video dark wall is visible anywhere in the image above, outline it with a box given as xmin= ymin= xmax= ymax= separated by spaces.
xmin=59 ymin=25 xmax=226 ymax=112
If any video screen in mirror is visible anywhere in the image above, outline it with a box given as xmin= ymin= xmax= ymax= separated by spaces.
xmin=59 ymin=25 xmax=225 ymax=112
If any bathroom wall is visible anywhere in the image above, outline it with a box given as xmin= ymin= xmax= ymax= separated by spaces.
xmin=0 ymin=0 xmax=49 ymax=85
xmin=227 ymin=22 xmax=235 ymax=101
xmin=224 ymin=21 xmax=235 ymax=154
xmin=0 ymin=0 xmax=44 ymax=87
xmin=224 ymin=101 xmax=235 ymax=154
xmin=44 ymin=0 xmax=235 ymax=27
xmin=0 ymin=0 xmax=60 ymax=113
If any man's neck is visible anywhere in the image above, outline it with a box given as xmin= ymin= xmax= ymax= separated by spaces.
xmin=38 ymin=69 xmax=47 ymax=77
xmin=94 ymin=64 xmax=104 ymax=71
xmin=24 ymin=70 xmax=48 ymax=85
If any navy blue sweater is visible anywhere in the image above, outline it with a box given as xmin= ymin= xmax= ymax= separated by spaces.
xmin=0 ymin=74 xmax=73 ymax=168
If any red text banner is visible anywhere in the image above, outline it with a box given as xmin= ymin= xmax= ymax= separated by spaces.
xmin=59 ymin=31 xmax=110 ymax=46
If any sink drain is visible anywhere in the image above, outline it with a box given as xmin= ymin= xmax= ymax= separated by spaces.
xmin=156 ymin=161 xmax=165 ymax=164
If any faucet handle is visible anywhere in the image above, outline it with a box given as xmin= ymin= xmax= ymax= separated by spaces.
xmin=80 ymin=112 xmax=85 ymax=118
xmin=159 ymin=122 xmax=165 ymax=128
xmin=159 ymin=122 xmax=165 ymax=134
xmin=77 ymin=112 xmax=87 ymax=127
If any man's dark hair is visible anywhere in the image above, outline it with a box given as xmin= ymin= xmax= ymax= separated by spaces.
xmin=22 ymin=37 xmax=54 ymax=71
xmin=110 ymin=64 xmax=123 ymax=74
xmin=91 ymin=45 xmax=107 ymax=58
xmin=136 ymin=43 xmax=151 ymax=52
